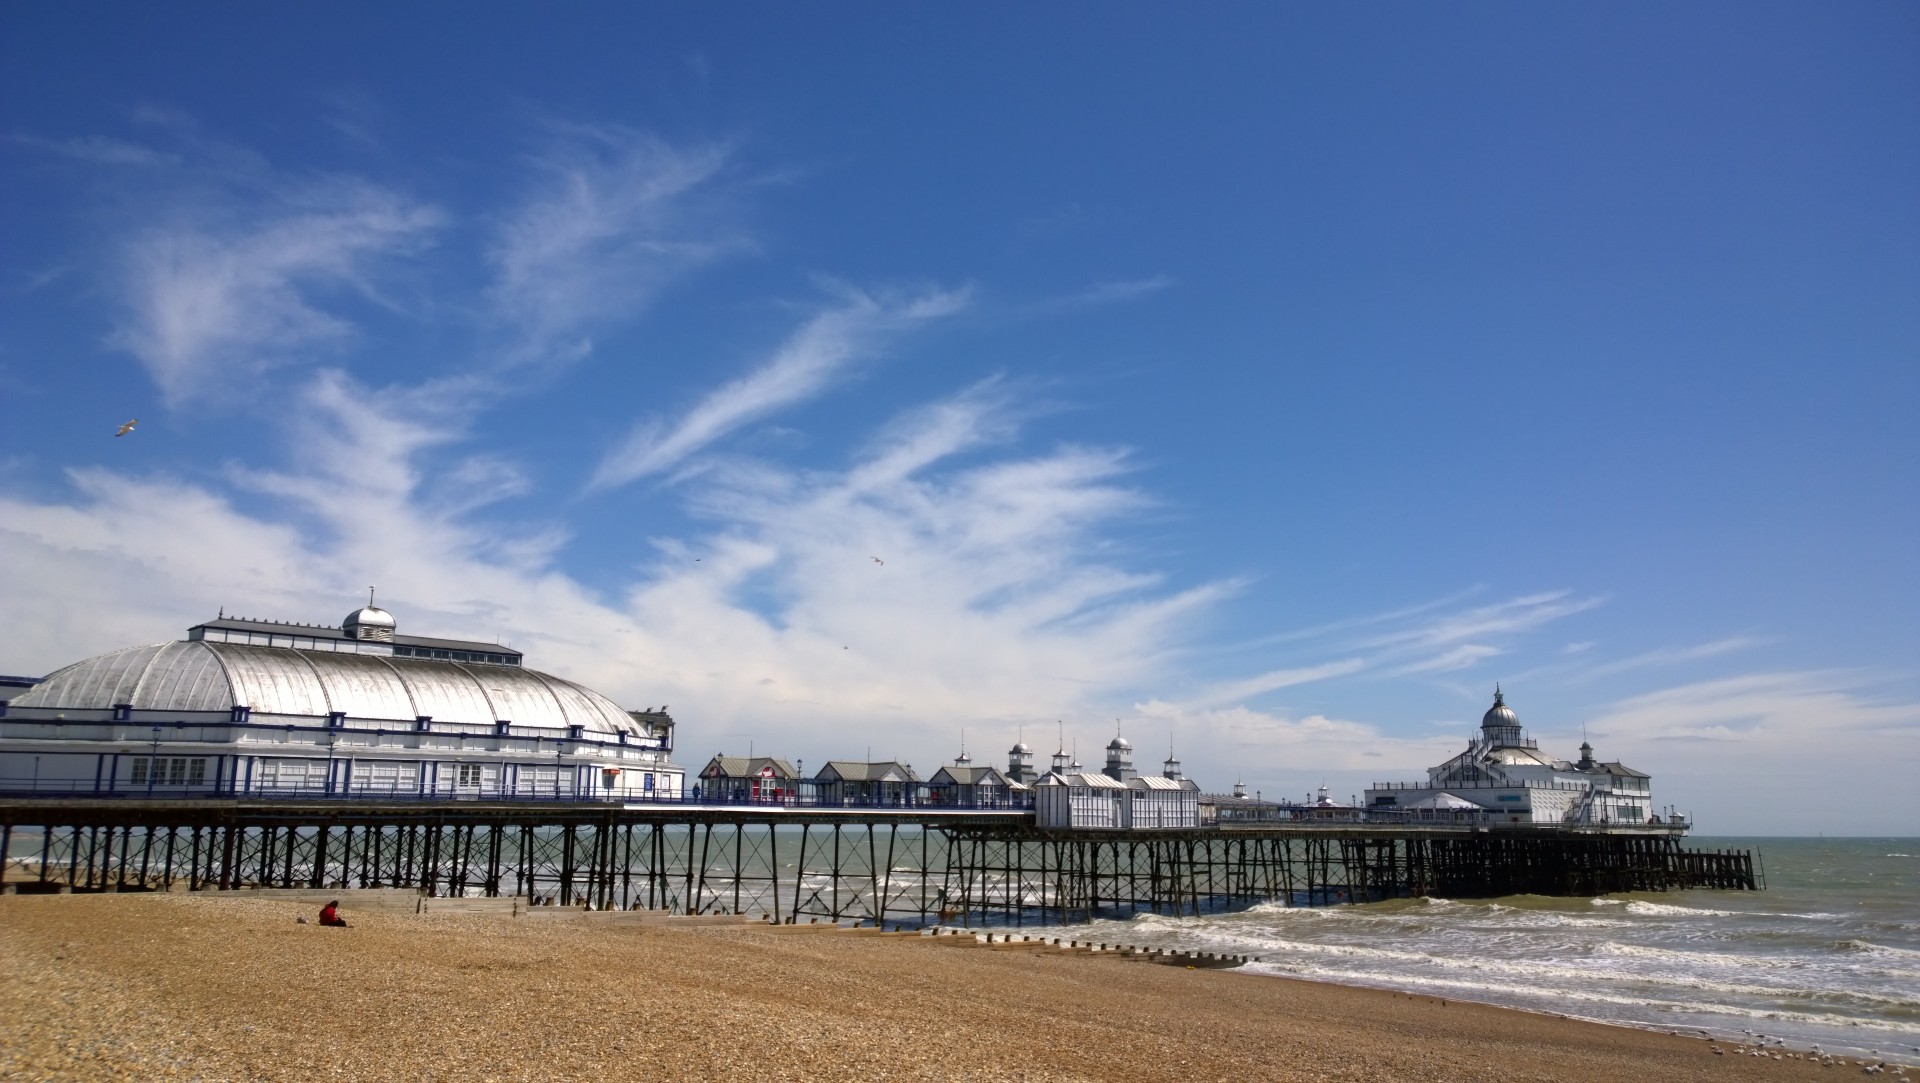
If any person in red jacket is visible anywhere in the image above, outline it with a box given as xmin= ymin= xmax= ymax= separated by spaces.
xmin=318 ymin=900 xmax=349 ymax=927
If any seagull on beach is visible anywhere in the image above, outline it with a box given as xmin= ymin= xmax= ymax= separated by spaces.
xmin=115 ymin=418 xmax=138 ymax=437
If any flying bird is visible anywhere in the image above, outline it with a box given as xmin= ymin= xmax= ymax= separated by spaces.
xmin=872 ymin=556 xmax=884 ymax=565
xmin=115 ymin=419 xmax=138 ymax=437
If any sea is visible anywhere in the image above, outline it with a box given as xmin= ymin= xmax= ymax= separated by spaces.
xmin=1021 ymin=837 xmax=1920 ymax=1064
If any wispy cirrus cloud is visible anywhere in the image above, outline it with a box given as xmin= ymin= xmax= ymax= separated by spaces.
xmin=588 ymin=285 xmax=971 ymax=490
xmin=109 ymin=178 xmax=442 ymax=404
xmin=1364 ymin=590 xmax=1604 ymax=653
xmin=1171 ymin=659 xmax=1368 ymax=712
xmin=487 ymin=125 xmax=742 ymax=366
xmin=1020 ymin=275 xmax=1174 ymax=315
xmin=1394 ymin=643 xmax=1505 ymax=675
xmin=1572 ymin=636 xmax=1764 ymax=682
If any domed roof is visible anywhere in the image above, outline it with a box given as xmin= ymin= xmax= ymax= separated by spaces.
xmin=10 ymin=640 xmax=641 ymax=736
xmin=344 ymin=605 xmax=396 ymax=629
xmin=1107 ymin=735 xmax=1131 ymax=750
xmin=1010 ymin=741 xmax=1032 ymax=754
xmin=1482 ymin=688 xmax=1518 ymax=729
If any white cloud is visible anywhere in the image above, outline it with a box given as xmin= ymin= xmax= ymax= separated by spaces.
xmin=1395 ymin=643 xmax=1504 ymax=675
xmin=1573 ymin=636 xmax=1763 ymax=681
xmin=1364 ymin=590 xmax=1604 ymax=652
xmin=108 ymin=179 xmax=441 ymax=404
xmin=589 ymin=286 xmax=970 ymax=490
xmin=1021 ymin=275 xmax=1174 ymax=314
xmin=1174 ymin=659 xmax=1368 ymax=711
xmin=1583 ymin=672 xmax=1920 ymax=834
xmin=0 ymin=376 xmax=1232 ymax=773
xmin=486 ymin=126 xmax=741 ymax=365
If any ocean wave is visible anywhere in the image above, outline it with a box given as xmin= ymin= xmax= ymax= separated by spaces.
xmin=1837 ymin=940 xmax=1920 ymax=961
xmin=1238 ymin=964 xmax=1920 ymax=1034
xmin=1619 ymin=900 xmax=1847 ymax=921
xmin=1625 ymin=901 xmax=1739 ymax=917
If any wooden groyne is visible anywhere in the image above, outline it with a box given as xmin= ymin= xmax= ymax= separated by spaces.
xmin=0 ymin=802 xmax=1756 ymax=923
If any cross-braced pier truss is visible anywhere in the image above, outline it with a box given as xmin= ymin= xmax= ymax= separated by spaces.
xmin=0 ymin=803 xmax=1757 ymax=923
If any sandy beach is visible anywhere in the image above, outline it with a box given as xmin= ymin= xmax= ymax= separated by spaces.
xmin=0 ymin=892 xmax=1847 ymax=1082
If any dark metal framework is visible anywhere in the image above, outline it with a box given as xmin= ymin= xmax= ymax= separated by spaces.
xmin=0 ymin=803 xmax=1756 ymax=923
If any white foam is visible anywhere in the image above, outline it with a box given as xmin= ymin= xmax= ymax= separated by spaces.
xmin=1625 ymin=901 xmax=1739 ymax=917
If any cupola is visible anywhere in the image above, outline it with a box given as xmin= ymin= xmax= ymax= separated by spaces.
xmin=343 ymin=589 xmax=397 ymax=642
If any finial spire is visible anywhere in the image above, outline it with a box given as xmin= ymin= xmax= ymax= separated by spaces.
xmin=369 ymin=585 xmax=377 ymax=607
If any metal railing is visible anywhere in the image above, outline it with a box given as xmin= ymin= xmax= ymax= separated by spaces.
xmin=0 ymin=783 xmax=1036 ymax=812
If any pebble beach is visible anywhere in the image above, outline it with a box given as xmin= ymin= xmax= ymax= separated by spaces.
xmin=0 ymin=892 xmax=1854 ymax=1082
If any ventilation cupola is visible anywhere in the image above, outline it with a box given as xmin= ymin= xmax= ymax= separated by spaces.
xmin=343 ymin=588 xmax=396 ymax=642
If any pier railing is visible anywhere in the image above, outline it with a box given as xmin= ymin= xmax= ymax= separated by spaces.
xmin=0 ymin=784 xmax=1034 ymax=812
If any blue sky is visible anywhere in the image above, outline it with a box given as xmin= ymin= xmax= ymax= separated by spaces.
xmin=2 ymin=4 xmax=1915 ymax=833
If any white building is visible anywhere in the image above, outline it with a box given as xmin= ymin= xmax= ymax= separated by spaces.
xmin=1365 ymin=688 xmax=1661 ymax=826
xmin=0 ymin=602 xmax=684 ymax=801
xmin=1034 ymin=742 xmax=1199 ymax=830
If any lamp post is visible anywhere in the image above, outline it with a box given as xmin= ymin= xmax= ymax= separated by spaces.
xmin=149 ymin=725 xmax=162 ymax=795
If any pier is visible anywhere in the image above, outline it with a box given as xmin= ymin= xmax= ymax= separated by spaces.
xmin=0 ymin=800 xmax=1757 ymax=922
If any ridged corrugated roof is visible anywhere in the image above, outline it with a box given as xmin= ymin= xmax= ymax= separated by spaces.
xmin=9 ymin=641 xmax=637 ymax=735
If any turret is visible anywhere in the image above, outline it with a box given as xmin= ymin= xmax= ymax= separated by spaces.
xmin=1007 ymin=739 xmax=1034 ymax=783
xmin=1577 ymin=740 xmax=1595 ymax=770
xmin=1103 ymin=726 xmax=1135 ymax=782
xmin=1480 ymin=686 xmax=1525 ymax=747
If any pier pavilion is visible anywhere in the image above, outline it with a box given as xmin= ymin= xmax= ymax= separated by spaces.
xmin=1365 ymin=689 xmax=1666 ymax=826
xmin=0 ymin=601 xmax=685 ymax=800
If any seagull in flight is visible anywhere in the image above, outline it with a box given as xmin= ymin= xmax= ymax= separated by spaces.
xmin=871 ymin=556 xmax=884 ymax=565
xmin=115 ymin=419 xmax=138 ymax=437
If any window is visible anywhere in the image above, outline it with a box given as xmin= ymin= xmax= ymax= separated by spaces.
xmin=456 ymin=763 xmax=482 ymax=787
xmin=130 ymin=757 xmax=207 ymax=786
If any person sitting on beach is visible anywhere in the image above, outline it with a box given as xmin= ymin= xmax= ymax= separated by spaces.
xmin=318 ymin=900 xmax=349 ymax=927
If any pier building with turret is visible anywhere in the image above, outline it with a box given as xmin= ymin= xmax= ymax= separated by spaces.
xmin=1364 ymin=688 xmax=1663 ymax=826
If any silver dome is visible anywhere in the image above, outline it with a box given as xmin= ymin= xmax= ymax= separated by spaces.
xmin=1107 ymin=736 xmax=1132 ymax=750
xmin=1010 ymin=741 xmax=1032 ymax=754
xmin=1482 ymin=689 xmax=1519 ymax=729
xmin=11 ymin=640 xmax=640 ymax=736
xmin=344 ymin=606 xmax=396 ymax=629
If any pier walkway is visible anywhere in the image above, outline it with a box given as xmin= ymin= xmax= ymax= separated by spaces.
xmin=0 ymin=798 xmax=1756 ymax=925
